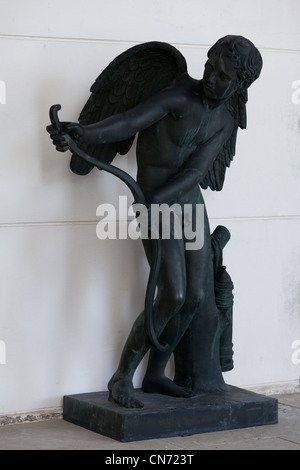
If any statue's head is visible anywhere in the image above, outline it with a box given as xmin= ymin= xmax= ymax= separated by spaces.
xmin=203 ymin=35 xmax=263 ymax=101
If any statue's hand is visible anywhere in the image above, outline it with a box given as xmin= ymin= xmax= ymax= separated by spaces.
xmin=46 ymin=122 xmax=84 ymax=152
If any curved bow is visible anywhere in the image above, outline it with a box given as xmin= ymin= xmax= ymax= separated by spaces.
xmin=49 ymin=104 xmax=168 ymax=352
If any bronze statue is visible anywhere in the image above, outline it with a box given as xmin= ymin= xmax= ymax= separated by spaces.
xmin=47 ymin=36 xmax=262 ymax=409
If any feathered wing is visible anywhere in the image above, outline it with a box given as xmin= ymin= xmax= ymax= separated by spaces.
xmin=200 ymin=90 xmax=248 ymax=191
xmin=70 ymin=41 xmax=188 ymax=175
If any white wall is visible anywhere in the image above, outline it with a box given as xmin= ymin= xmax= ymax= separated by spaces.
xmin=0 ymin=0 xmax=299 ymax=415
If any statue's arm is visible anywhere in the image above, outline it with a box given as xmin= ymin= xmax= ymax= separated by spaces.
xmin=147 ymin=124 xmax=233 ymax=205
xmin=47 ymin=87 xmax=184 ymax=152
xmin=75 ymin=87 xmax=184 ymax=145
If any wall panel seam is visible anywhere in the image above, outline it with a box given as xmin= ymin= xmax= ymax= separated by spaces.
xmin=0 ymin=34 xmax=299 ymax=55
xmin=0 ymin=215 xmax=299 ymax=228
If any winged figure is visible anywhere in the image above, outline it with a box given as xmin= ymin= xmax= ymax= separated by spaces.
xmin=47 ymin=36 xmax=262 ymax=408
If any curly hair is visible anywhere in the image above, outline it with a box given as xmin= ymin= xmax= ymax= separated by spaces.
xmin=207 ymin=35 xmax=263 ymax=90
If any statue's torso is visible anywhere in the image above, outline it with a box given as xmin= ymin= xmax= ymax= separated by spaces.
xmin=136 ymin=83 xmax=231 ymax=194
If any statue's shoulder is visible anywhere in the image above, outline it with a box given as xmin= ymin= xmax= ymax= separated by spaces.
xmin=169 ymin=76 xmax=201 ymax=105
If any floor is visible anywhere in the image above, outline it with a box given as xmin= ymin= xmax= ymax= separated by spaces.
xmin=0 ymin=393 xmax=299 ymax=450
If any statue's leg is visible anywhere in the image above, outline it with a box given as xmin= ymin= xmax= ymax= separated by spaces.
xmin=108 ymin=237 xmax=186 ymax=407
xmin=141 ymin=311 xmax=196 ymax=398
xmin=173 ymin=272 xmax=227 ymax=393
xmin=174 ymin=226 xmax=232 ymax=393
xmin=142 ymin=208 xmax=212 ymax=397
xmin=108 ymin=312 xmax=150 ymax=408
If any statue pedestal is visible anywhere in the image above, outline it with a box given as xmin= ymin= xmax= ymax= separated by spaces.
xmin=63 ymin=386 xmax=278 ymax=442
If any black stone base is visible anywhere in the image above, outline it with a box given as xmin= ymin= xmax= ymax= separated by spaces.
xmin=63 ymin=386 xmax=278 ymax=442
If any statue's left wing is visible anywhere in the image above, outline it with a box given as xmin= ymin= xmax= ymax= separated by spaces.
xmin=200 ymin=91 xmax=248 ymax=191
xmin=70 ymin=41 xmax=188 ymax=175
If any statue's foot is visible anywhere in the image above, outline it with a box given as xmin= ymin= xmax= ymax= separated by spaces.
xmin=108 ymin=373 xmax=144 ymax=408
xmin=142 ymin=373 xmax=195 ymax=398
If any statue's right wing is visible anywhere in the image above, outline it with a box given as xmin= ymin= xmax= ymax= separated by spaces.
xmin=70 ymin=41 xmax=188 ymax=175
xmin=200 ymin=90 xmax=248 ymax=191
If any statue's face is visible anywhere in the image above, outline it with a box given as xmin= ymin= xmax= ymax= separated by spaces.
xmin=202 ymin=54 xmax=238 ymax=100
